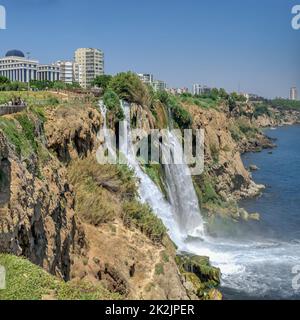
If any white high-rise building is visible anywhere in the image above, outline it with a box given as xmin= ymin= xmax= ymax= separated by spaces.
xmin=290 ymin=87 xmax=298 ymax=101
xmin=74 ymin=48 xmax=104 ymax=88
xmin=193 ymin=84 xmax=202 ymax=95
xmin=56 ymin=61 xmax=74 ymax=84
xmin=152 ymin=80 xmax=167 ymax=92
xmin=73 ymin=62 xmax=83 ymax=85
xmin=192 ymin=84 xmax=212 ymax=95
xmin=137 ymin=73 xmax=154 ymax=85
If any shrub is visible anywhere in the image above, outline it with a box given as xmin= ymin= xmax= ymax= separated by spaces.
xmin=210 ymin=144 xmax=219 ymax=163
xmin=253 ymin=104 xmax=272 ymax=118
xmin=92 ymin=75 xmax=112 ymax=91
xmin=15 ymin=114 xmax=38 ymax=153
xmin=155 ymin=263 xmax=165 ymax=276
xmin=122 ymin=200 xmax=167 ymax=243
xmin=103 ymin=89 xmax=124 ymax=122
xmin=109 ymin=72 xmax=150 ymax=106
xmin=157 ymin=92 xmax=192 ymax=129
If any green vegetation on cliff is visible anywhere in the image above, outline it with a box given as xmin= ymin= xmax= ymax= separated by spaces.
xmin=0 ymin=254 xmax=121 ymax=300
xmin=176 ymin=254 xmax=221 ymax=300
xmin=68 ymin=156 xmax=167 ymax=244
xmin=103 ymin=88 xmax=125 ymax=123
xmin=122 ymin=200 xmax=167 ymax=243
xmin=271 ymin=98 xmax=300 ymax=111
xmin=156 ymin=91 xmax=192 ymax=129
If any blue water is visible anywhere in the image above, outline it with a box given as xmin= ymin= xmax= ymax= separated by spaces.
xmin=241 ymin=125 xmax=300 ymax=242
xmin=186 ymin=125 xmax=300 ymax=299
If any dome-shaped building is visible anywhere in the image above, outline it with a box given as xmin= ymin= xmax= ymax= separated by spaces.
xmin=5 ymin=50 xmax=25 ymax=58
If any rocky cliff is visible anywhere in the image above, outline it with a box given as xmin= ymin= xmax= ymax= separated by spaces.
xmin=0 ymin=98 xmax=220 ymax=300
xmin=0 ymin=118 xmax=81 ymax=280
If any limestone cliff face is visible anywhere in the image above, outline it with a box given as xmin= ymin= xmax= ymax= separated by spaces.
xmin=0 ymin=103 xmax=195 ymax=300
xmin=72 ymin=221 xmax=190 ymax=300
xmin=45 ymin=105 xmax=101 ymax=163
xmin=185 ymin=104 xmax=259 ymax=202
xmin=0 ymin=105 xmax=101 ymax=280
xmin=254 ymin=108 xmax=300 ymax=127
xmin=0 ymin=130 xmax=82 ymax=280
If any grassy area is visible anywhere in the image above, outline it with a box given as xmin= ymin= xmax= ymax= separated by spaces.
xmin=0 ymin=117 xmax=34 ymax=157
xmin=68 ymin=156 xmax=137 ymax=226
xmin=0 ymin=254 xmax=121 ymax=300
xmin=68 ymin=156 xmax=167 ymax=243
xmin=179 ymin=95 xmax=220 ymax=110
xmin=0 ymin=91 xmax=60 ymax=106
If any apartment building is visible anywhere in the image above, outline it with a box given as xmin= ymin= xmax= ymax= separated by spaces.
xmin=290 ymin=87 xmax=298 ymax=101
xmin=74 ymin=48 xmax=104 ymax=88
xmin=192 ymin=84 xmax=212 ymax=95
xmin=56 ymin=61 xmax=74 ymax=84
xmin=152 ymin=80 xmax=167 ymax=92
xmin=137 ymin=73 xmax=154 ymax=85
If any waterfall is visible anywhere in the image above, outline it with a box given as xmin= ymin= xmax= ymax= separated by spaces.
xmin=161 ymin=131 xmax=205 ymax=238
xmin=98 ymin=101 xmax=117 ymax=162
xmin=118 ymin=100 xmax=205 ymax=244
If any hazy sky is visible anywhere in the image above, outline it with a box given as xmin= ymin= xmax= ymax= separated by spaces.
xmin=0 ymin=0 xmax=299 ymax=98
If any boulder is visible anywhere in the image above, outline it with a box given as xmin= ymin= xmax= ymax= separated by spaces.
xmin=249 ymin=164 xmax=259 ymax=171
xmin=176 ymin=253 xmax=222 ymax=300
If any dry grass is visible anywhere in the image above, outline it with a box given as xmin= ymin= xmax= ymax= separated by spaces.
xmin=68 ymin=156 xmax=137 ymax=226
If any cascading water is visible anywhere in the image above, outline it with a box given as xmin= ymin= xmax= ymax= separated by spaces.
xmin=98 ymin=101 xmax=117 ymax=161
xmin=98 ymin=100 xmax=300 ymax=299
xmin=161 ymin=131 xmax=205 ymax=238
xmin=118 ymin=100 xmax=206 ymax=246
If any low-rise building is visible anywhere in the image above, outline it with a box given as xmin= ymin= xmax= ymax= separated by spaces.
xmin=0 ymin=50 xmax=39 ymax=82
xmin=0 ymin=50 xmax=60 ymax=83
xmin=37 ymin=64 xmax=60 ymax=82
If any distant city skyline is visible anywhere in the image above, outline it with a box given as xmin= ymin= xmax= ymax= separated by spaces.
xmin=0 ymin=0 xmax=299 ymax=98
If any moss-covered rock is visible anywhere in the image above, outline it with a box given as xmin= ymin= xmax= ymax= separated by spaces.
xmin=176 ymin=253 xmax=222 ymax=300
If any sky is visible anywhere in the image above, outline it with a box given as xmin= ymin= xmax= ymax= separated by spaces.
xmin=0 ymin=0 xmax=299 ymax=98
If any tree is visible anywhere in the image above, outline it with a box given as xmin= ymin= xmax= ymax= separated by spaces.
xmin=103 ymin=89 xmax=124 ymax=124
xmin=109 ymin=72 xmax=150 ymax=106
xmin=0 ymin=76 xmax=10 ymax=85
xmin=219 ymin=88 xmax=229 ymax=99
xmin=92 ymin=75 xmax=112 ymax=91
xmin=52 ymin=81 xmax=66 ymax=90
xmin=210 ymin=88 xmax=219 ymax=101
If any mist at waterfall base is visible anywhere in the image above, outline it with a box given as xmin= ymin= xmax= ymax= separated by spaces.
xmin=99 ymin=101 xmax=300 ymax=300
